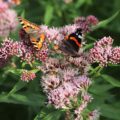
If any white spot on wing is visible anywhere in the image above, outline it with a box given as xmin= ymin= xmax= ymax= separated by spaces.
xmin=78 ymin=35 xmax=83 ymax=39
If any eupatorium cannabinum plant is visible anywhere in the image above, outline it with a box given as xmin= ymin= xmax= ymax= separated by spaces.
xmin=0 ymin=14 xmax=120 ymax=120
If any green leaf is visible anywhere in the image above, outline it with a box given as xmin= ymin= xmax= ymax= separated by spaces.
xmin=93 ymin=10 xmax=120 ymax=30
xmin=75 ymin=0 xmax=87 ymax=8
xmin=20 ymin=10 xmax=25 ymax=18
xmin=9 ymin=80 xmax=27 ymax=95
xmin=0 ymin=93 xmax=45 ymax=106
xmin=31 ymin=69 xmax=39 ymax=73
xmin=83 ymin=43 xmax=93 ymax=50
xmin=101 ymin=104 xmax=120 ymax=120
xmin=42 ymin=110 xmax=62 ymax=120
xmin=102 ymin=74 xmax=120 ymax=87
xmin=6 ymin=68 xmax=22 ymax=75
xmin=44 ymin=4 xmax=54 ymax=25
xmin=90 ymin=84 xmax=113 ymax=94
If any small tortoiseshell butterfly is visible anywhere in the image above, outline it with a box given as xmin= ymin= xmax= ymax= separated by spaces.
xmin=60 ymin=28 xmax=83 ymax=57
xmin=18 ymin=17 xmax=45 ymax=50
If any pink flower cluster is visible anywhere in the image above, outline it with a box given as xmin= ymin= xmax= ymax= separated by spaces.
xmin=21 ymin=70 xmax=36 ymax=82
xmin=0 ymin=1 xmax=18 ymax=37
xmin=74 ymin=15 xmax=99 ymax=33
xmin=0 ymin=38 xmax=19 ymax=60
xmin=89 ymin=36 xmax=120 ymax=66
xmin=41 ymin=56 xmax=91 ymax=109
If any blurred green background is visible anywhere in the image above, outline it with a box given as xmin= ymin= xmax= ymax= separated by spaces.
xmin=0 ymin=0 xmax=120 ymax=120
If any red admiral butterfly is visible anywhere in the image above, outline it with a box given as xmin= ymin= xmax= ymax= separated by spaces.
xmin=60 ymin=28 xmax=83 ymax=57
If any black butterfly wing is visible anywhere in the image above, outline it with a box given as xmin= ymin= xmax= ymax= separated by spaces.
xmin=60 ymin=40 xmax=80 ymax=57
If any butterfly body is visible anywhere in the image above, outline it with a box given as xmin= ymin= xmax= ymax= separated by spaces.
xmin=60 ymin=29 xmax=83 ymax=57
xmin=18 ymin=17 xmax=45 ymax=50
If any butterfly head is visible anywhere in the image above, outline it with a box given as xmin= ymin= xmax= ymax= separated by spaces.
xmin=75 ymin=29 xmax=83 ymax=38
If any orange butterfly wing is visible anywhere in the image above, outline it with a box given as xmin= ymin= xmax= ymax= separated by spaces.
xmin=18 ymin=17 xmax=40 ymax=32
xmin=18 ymin=17 xmax=45 ymax=50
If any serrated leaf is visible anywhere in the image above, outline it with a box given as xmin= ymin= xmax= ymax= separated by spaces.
xmin=93 ymin=10 xmax=120 ymax=30
xmin=102 ymin=74 xmax=120 ymax=87
xmin=44 ymin=4 xmax=54 ymax=25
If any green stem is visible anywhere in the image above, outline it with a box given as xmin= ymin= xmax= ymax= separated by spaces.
xmin=89 ymin=66 xmax=103 ymax=78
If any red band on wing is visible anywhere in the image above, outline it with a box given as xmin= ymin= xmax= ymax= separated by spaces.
xmin=69 ymin=37 xmax=81 ymax=47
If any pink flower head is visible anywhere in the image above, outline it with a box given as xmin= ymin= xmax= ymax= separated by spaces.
xmin=0 ymin=38 xmax=19 ymax=62
xmin=60 ymin=24 xmax=78 ymax=35
xmin=21 ymin=70 xmax=36 ymax=82
xmin=0 ymin=38 xmax=34 ymax=64
xmin=89 ymin=37 xmax=113 ymax=66
xmin=63 ymin=68 xmax=78 ymax=82
xmin=35 ymin=49 xmax=48 ymax=62
xmin=74 ymin=15 xmax=99 ymax=33
xmin=68 ymin=53 xmax=90 ymax=74
xmin=109 ymin=47 xmax=120 ymax=64
xmin=0 ymin=2 xmax=8 ymax=12
xmin=95 ymin=36 xmax=113 ymax=47
xmin=42 ymin=75 xmax=61 ymax=92
xmin=86 ymin=15 xmax=99 ymax=26
xmin=0 ymin=5 xmax=18 ymax=37
xmin=73 ymin=75 xmax=91 ymax=90
xmin=47 ymin=82 xmax=79 ymax=109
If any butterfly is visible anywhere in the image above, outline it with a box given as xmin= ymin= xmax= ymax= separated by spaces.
xmin=18 ymin=17 xmax=45 ymax=50
xmin=60 ymin=28 xmax=83 ymax=57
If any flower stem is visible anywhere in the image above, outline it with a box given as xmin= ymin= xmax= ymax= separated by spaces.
xmin=65 ymin=110 xmax=71 ymax=120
